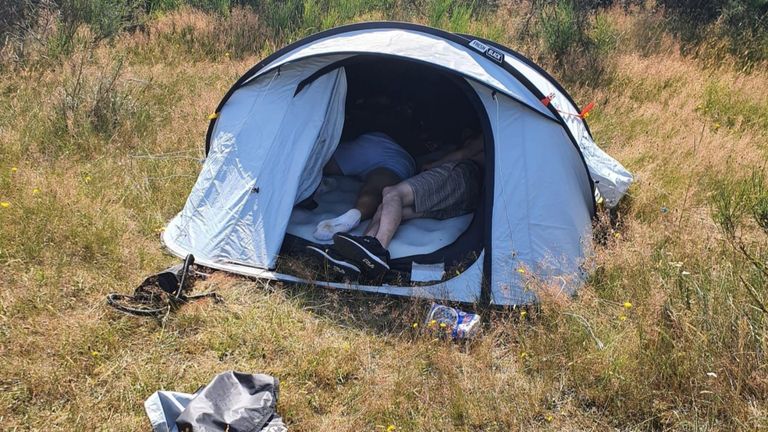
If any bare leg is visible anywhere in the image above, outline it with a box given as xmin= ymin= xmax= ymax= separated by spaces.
xmin=375 ymin=183 xmax=415 ymax=248
xmin=364 ymin=204 xmax=384 ymax=237
xmin=366 ymin=204 xmax=421 ymax=238
xmin=314 ymin=168 xmax=401 ymax=240
xmin=355 ymin=168 xmax=402 ymax=220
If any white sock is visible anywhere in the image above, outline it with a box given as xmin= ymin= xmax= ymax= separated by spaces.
xmin=314 ymin=209 xmax=361 ymax=241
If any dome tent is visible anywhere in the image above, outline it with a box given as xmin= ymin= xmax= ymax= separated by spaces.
xmin=162 ymin=22 xmax=633 ymax=305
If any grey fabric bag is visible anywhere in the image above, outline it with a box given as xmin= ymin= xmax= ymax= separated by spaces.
xmin=145 ymin=371 xmax=286 ymax=432
xmin=145 ymin=390 xmax=196 ymax=432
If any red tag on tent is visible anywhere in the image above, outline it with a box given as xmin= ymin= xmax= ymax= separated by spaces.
xmin=540 ymin=92 xmax=555 ymax=106
xmin=579 ymin=101 xmax=595 ymax=119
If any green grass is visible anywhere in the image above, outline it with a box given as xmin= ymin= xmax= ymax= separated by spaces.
xmin=699 ymin=79 xmax=768 ymax=132
xmin=1 ymin=2 xmax=767 ymax=431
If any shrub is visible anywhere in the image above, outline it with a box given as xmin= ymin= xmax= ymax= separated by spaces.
xmin=659 ymin=0 xmax=768 ymax=67
xmin=448 ymin=2 xmax=474 ymax=33
xmin=221 ymin=6 xmax=266 ymax=55
xmin=147 ymin=6 xmax=265 ymax=60
xmin=56 ymin=55 xmax=125 ymax=135
xmin=531 ymin=0 xmax=620 ymax=86
xmin=0 ymin=0 xmax=38 ymax=41
xmin=591 ymin=11 xmax=618 ymax=54
xmin=1 ymin=0 xmax=149 ymax=66
xmin=624 ymin=5 xmax=668 ymax=56
xmin=539 ymin=0 xmax=581 ymax=59
xmin=0 ymin=0 xmax=56 ymax=67
xmin=186 ymin=0 xmax=231 ymax=14
xmin=48 ymin=0 xmax=148 ymax=58
xmin=45 ymin=50 xmax=156 ymax=157
xmin=712 ymin=171 xmax=768 ymax=237
xmin=247 ymin=0 xmax=400 ymax=40
xmin=253 ymin=0 xmax=305 ymax=39
xmin=426 ymin=0 xmax=478 ymax=33
xmin=302 ymin=0 xmax=393 ymax=34
xmin=711 ymin=176 xmax=751 ymax=236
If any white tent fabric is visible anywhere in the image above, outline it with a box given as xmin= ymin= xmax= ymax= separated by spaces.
xmin=252 ymin=27 xmax=631 ymax=207
xmin=254 ymin=28 xmax=555 ymax=120
xmin=162 ymin=23 xmax=632 ymax=305
xmin=469 ymin=82 xmax=593 ymax=304
xmin=498 ymin=49 xmax=633 ymax=207
xmin=165 ymin=62 xmax=346 ymax=268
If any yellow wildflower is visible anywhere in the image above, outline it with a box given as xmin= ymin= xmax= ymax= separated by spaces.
xmin=517 ymin=268 xmax=526 ymax=274
xmin=439 ymin=322 xmax=447 ymax=329
xmin=387 ymin=426 xmax=396 ymax=432
xmin=32 ymin=188 xmax=40 ymax=194
xmin=0 ymin=201 xmax=9 ymax=208
xmin=428 ymin=319 xmax=437 ymax=327
xmin=11 ymin=167 xmax=17 ymax=173
xmin=208 ymin=112 xmax=219 ymax=120
xmin=84 ymin=175 xmax=92 ymax=183
xmin=520 ymin=351 xmax=528 ymax=359
xmin=623 ymin=301 xmax=633 ymax=309
xmin=412 ymin=322 xmax=418 ymax=329
xmin=619 ymin=315 xmax=627 ymax=321
xmin=520 ymin=310 xmax=527 ymax=318
xmin=154 ymin=226 xmax=166 ymax=233
xmin=546 ymin=415 xmax=553 ymax=422
xmin=714 ymin=122 xmax=721 ymax=130
xmin=91 ymin=351 xmax=100 ymax=358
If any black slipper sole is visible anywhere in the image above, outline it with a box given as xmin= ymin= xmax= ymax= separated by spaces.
xmin=306 ymin=245 xmax=361 ymax=282
xmin=332 ymin=234 xmax=389 ymax=278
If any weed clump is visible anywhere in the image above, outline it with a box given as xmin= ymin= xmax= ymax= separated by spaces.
xmin=1 ymin=1 xmax=768 ymax=430
xmin=519 ymin=0 xmax=623 ymax=87
xmin=660 ymin=0 xmax=768 ymax=70
xmin=45 ymin=52 xmax=152 ymax=157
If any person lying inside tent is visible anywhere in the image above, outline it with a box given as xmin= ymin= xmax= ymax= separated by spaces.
xmin=307 ymin=133 xmax=484 ymax=281
xmin=312 ymin=131 xmax=416 ymax=241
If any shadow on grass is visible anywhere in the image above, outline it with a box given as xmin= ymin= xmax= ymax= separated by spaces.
xmin=269 ymin=256 xmax=439 ymax=336
xmin=265 ymin=254 xmax=530 ymax=339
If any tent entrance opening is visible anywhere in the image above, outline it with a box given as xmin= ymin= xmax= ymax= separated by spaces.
xmin=281 ymin=56 xmax=489 ymax=281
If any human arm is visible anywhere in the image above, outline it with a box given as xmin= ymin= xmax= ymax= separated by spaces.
xmin=421 ymin=134 xmax=483 ymax=171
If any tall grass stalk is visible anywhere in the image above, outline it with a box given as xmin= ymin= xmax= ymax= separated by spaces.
xmin=0 ymin=2 xmax=767 ymax=430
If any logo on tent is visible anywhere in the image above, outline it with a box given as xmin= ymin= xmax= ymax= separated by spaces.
xmin=469 ymin=39 xmax=505 ymax=64
xmin=485 ymin=48 xmax=504 ymax=64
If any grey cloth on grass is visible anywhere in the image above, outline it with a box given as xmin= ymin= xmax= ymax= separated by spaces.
xmin=144 ymin=371 xmax=286 ymax=432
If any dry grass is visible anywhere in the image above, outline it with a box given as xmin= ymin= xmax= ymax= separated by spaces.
xmin=1 ymin=3 xmax=767 ymax=431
